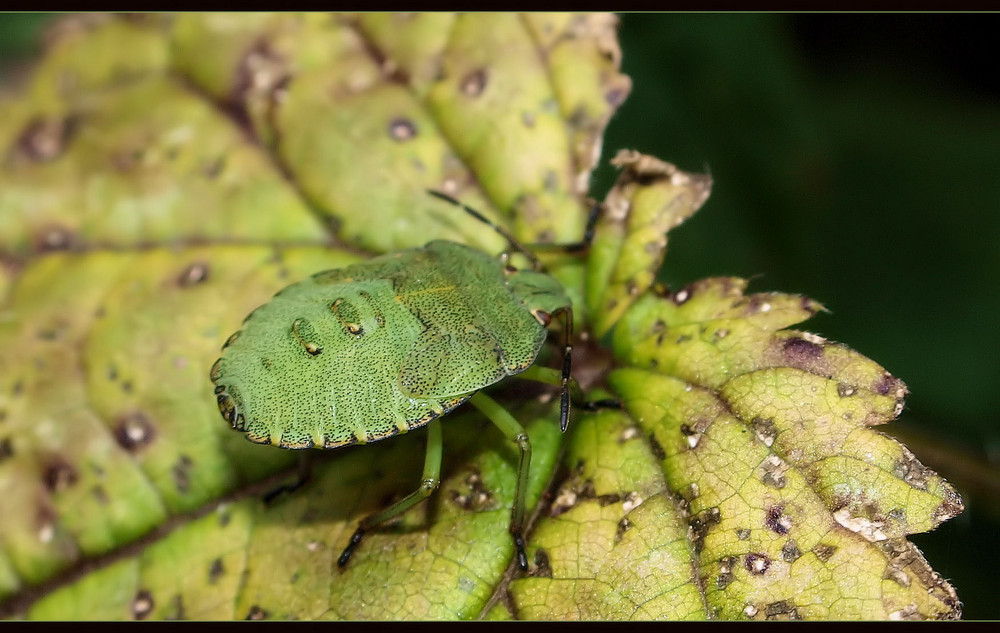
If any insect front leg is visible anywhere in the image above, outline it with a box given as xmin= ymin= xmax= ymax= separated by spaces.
xmin=469 ymin=392 xmax=532 ymax=572
xmin=337 ymin=419 xmax=443 ymax=568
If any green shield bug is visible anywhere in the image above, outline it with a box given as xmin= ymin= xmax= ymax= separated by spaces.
xmin=210 ymin=191 xmax=584 ymax=570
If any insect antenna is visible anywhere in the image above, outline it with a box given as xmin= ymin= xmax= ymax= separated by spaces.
xmin=556 ymin=305 xmax=574 ymax=432
xmin=427 ymin=190 xmax=543 ymax=270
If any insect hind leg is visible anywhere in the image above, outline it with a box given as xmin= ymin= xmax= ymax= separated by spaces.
xmin=337 ymin=419 xmax=444 ymax=568
xmin=468 ymin=391 xmax=532 ymax=572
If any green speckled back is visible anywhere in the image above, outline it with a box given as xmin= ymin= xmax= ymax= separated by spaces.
xmin=211 ymin=241 xmax=551 ymax=449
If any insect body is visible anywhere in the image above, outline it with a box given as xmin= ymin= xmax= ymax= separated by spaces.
xmin=211 ymin=227 xmax=574 ymax=570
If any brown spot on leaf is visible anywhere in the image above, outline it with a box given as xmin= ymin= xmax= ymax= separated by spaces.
xmin=744 ymin=552 xmax=771 ymax=575
xmin=781 ymin=540 xmax=802 ymax=563
xmin=15 ymin=116 xmax=76 ymax=162
xmin=531 ymin=548 xmax=552 ymax=578
xmin=232 ymin=40 xmax=291 ymax=112
xmin=647 ymin=433 xmax=666 ymax=461
xmin=690 ymin=507 xmax=721 ymax=553
xmin=114 ymin=412 xmax=156 ymax=452
xmin=679 ymin=418 xmax=708 ymax=450
xmin=885 ymin=563 xmax=911 ymax=589
xmin=736 ymin=528 xmax=751 ymax=540
xmin=615 ymin=518 xmax=632 ymax=543
xmin=765 ymin=505 xmax=791 ymax=535
xmin=448 ymin=469 xmax=495 ymax=512
xmin=178 ymin=262 xmax=210 ymax=286
xmin=43 ymin=457 xmax=79 ymax=493
xmin=597 ymin=493 xmax=621 ymax=507
xmin=208 ymin=557 xmax=225 ymax=584
xmin=760 ymin=455 xmax=788 ymax=489
xmin=782 ymin=337 xmax=824 ymax=365
xmin=0 ymin=437 xmax=13 ymax=463
xmin=388 ymin=117 xmax=417 ymax=141
xmin=874 ymin=371 xmax=903 ymax=397
xmin=813 ymin=543 xmax=837 ymax=562
xmin=549 ymin=473 xmax=596 ymax=517
xmin=35 ymin=503 xmax=58 ymax=544
xmin=245 ymin=605 xmax=269 ymax=620
xmin=460 ymin=68 xmax=488 ymax=97
xmin=685 ymin=482 xmax=701 ymax=502
xmin=132 ymin=590 xmax=154 ymax=620
xmin=765 ymin=600 xmax=800 ymax=620
xmin=750 ymin=417 xmax=776 ymax=447
xmin=34 ymin=225 xmax=76 ymax=252
xmin=717 ymin=555 xmax=737 ymax=589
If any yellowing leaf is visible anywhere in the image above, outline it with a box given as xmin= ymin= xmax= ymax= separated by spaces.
xmin=0 ymin=13 xmax=961 ymax=621
xmin=607 ymin=279 xmax=962 ymax=619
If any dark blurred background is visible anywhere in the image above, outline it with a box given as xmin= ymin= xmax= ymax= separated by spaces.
xmin=2 ymin=13 xmax=997 ymax=620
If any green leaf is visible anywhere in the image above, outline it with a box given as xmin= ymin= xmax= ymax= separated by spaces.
xmin=585 ymin=151 xmax=712 ymax=338
xmin=0 ymin=13 xmax=961 ymax=620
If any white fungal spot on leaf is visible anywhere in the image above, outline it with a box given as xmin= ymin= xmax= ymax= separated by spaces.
xmin=833 ymin=508 xmax=888 ymax=542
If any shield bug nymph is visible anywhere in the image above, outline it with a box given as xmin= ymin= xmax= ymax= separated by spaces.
xmin=210 ymin=191 xmax=587 ymax=570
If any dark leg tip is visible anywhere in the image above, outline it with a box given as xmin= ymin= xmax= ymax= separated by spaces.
xmin=337 ymin=528 xmax=365 ymax=568
xmin=514 ymin=534 xmax=528 ymax=572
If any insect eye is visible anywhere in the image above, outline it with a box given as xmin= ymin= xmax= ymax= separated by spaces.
xmin=531 ymin=309 xmax=552 ymax=326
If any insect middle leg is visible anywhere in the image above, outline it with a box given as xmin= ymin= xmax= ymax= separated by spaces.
xmin=337 ymin=419 xmax=443 ymax=568
xmin=468 ymin=391 xmax=532 ymax=572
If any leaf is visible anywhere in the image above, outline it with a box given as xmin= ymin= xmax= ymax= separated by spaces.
xmin=586 ymin=150 xmax=712 ymax=338
xmin=0 ymin=13 xmax=961 ymax=621
xmin=606 ymin=282 xmax=962 ymax=619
